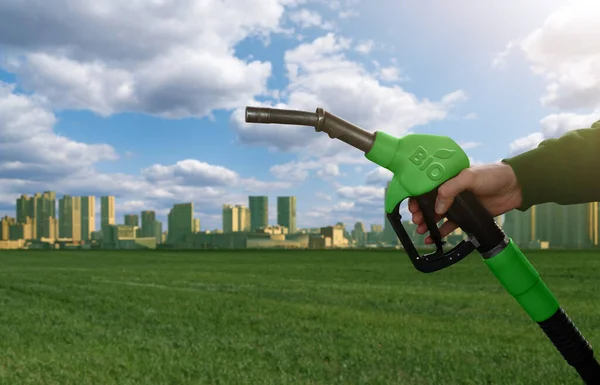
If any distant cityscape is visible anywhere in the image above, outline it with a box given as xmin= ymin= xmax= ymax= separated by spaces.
xmin=1 ymin=182 xmax=599 ymax=251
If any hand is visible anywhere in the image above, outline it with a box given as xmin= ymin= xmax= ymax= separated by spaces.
xmin=408 ymin=162 xmax=523 ymax=244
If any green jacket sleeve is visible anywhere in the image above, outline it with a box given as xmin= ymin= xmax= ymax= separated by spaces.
xmin=501 ymin=120 xmax=600 ymax=211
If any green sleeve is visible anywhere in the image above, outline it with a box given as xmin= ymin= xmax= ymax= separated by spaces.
xmin=501 ymin=120 xmax=600 ymax=211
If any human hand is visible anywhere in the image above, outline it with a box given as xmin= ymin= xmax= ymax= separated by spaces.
xmin=408 ymin=162 xmax=523 ymax=244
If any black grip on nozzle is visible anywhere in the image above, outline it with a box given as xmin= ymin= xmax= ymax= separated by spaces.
xmin=538 ymin=308 xmax=600 ymax=384
xmin=445 ymin=190 xmax=506 ymax=254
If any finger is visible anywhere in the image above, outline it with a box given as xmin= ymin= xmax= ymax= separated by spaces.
xmin=438 ymin=219 xmax=458 ymax=238
xmin=416 ymin=213 xmax=444 ymax=234
xmin=412 ymin=210 xmax=423 ymax=225
xmin=424 ymin=220 xmax=459 ymax=244
xmin=435 ymin=168 xmax=476 ymax=215
xmin=408 ymin=198 xmax=419 ymax=213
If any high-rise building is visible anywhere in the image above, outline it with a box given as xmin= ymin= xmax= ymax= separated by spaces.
xmin=14 ymin=191 xmax=57 ymax=240
xmin=193 ymin=218 xmax=201 ymax=233
xmin=9 ymin=217 xmax=33 ymax=241
xmin=167 ymin=203 xmax=193 ymax=243
xmin=124 ymin=214 xmax=139 ymax=227
xmin=249 ymin=196 xmax=268 ymax=231
xmin=101 ymin=196 xmax=115 ymax=235
xmin=222 ymin=204 xmax=238 ymax=233
xmin=353 ymin=222 xmax=367 ymax=246
xmin=80 ymin=196 xmax=96 ymax=242
xmin=277 ymin=196 xmax=296 ymax=234
xmin=59 ymin=195 xmax=82 ymax=241
xmin=237 ymin=205 xmax=250 ymax=232
xmin=141 ymin=210 xmax=156 ymax=237
xmin=153 ymin=220 xmax=163 ymax=244
xmin=0 ymin=216 xmax=14 ymax=241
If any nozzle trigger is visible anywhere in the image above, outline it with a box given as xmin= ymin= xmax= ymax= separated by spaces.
xmin=386 ymin=187 xmax=477 ymax=273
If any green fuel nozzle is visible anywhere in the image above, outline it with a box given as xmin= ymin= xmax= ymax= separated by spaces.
xmin=245 ymin=104 xmax=600 ymax=384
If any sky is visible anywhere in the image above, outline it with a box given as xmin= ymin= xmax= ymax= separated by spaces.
xmin=1 ymin=0 xmax=599 ymax=232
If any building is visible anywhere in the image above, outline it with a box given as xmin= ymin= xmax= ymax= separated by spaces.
xmin=59 ymin=195 xmax=82 ymax=241
xmin=124 ymin=214 xmax=139 ymax=227
xmin=141 ymin=210 xmax=156 ymax=237
xmin=352 ymin=222 xmax=367 ymax=247
xmin=101 ymin=196 xmax=115 ymax=236
xmin=237 ymin=205 xmax=250 ymax=232
xmin=1 ymin=216 xmax=14 ymax=241
xmin=502 ymin=202 xmax=600 ymax=249
xmin=277 ymin=196 xmax=296 ymax=234
xmin=167 ymin=203 xmax=194 ymax=244
xmin=320 ymin=225 xmax=347 ymax=247
xmin=15 ymin=191 xmax=57 ymax=240
xmin=222 ymin=204 xmax=238 ymax=233
xmin=153 ymin=220 xmax=163 ymax=244
xmin=249 ymin=196 xmax=268 ymax=231
xmin=193 ymin=218 xmax=201 ymax=233
xmin=80 ymin=196 xmax=96 ymax=242
xmin=222 ymin=204 xmax=250 ymax=233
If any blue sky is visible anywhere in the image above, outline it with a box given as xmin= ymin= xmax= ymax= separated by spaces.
xmin=0 ymin=0 xmax=599 ymax=231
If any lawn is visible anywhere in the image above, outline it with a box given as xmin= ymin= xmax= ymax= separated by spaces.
xmin=0 ymin=249 xmax=599 ymax=385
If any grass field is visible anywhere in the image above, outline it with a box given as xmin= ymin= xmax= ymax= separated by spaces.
xmin=0 ymin=249 xmax=599 ymax=384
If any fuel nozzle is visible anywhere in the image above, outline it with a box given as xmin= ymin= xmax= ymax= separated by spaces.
xmin=245 ymin=106 xmax=375 ymax=153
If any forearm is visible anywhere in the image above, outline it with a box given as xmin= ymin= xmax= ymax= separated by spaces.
xmin=502 ymin=121 xmax=600 ymax=210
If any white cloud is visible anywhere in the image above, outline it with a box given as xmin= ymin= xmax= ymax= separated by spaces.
xmin=0 ymin=0 xmax=310 ymax=118
xmin=142 ymin=160 xmax=239 ymax=187
xmin=458 ymin=141 xmax=481 ymax=150
xmin=496 ymin=2 xmax=600 ymax=157
xmin=233 ymin=32 xmax=467 ymax=180
xmin=365 ymin=167 xmax=393 ymax=185
xmin=0 ymin=82 xmax=117 ymax=180
xmin=355 ymin=40 xmax=374 ymax=54
xmin=494 ymin=2 xmax=600 ymax=111
xmin=288 ymin=9 xmax=334 ymax=29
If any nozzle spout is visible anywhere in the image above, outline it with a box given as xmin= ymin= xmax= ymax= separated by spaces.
xmin=244 ymin=106 xmax=375 ymax=153
xmin=245 ymin=107 xmax=319 ymax=126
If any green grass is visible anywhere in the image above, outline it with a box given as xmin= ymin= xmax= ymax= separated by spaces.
xmin=0 ymin=249 xmax=599 ymax=385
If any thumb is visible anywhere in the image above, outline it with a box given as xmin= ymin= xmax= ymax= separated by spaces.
xmin=435 ymin=168 xmax=476 ymax=214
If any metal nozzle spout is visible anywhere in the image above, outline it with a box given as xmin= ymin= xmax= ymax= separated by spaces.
xmin=244 ymin=106 xmax=375 ymax=153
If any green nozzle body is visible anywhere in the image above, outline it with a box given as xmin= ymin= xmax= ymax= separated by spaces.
xmin=365 ymin=131 xmax=470 ymax=213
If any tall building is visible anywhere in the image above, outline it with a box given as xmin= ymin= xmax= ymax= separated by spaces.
xmin=249 ymin=196 xmax=268 ymax=231
xmin=101 ymin=196 xmax=115 ymax=229
xmin=167 ymin=203 xmax=193 ymax=244
xmin=15 ymin=191 xmax=57 ymax=240
xmin=0 ymin=216 xmax=14 ymax=241
xmin=141 ymin=210 xmax=156 ymax=237
xmin=59 ymin=195 xmax=82 ymax=241
xmin=153 ymin=220 xmax=163 ymax=244
xmin=222 ymin=204 xmax=238 ymax=233
xmin=80 ymin=196 xmax=96 ymax=242
xmin=193 ymin=218 xmax=201 ymax=233
xmin=237 ymin=205 xmax=250 ymax=232
xmin=277 ymin=196 xmax=296 ymax=234
xmin=353 ymin=222 xmax=367 ymax=246
xmin=124 ymin=214 xmax=139 ymax=227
